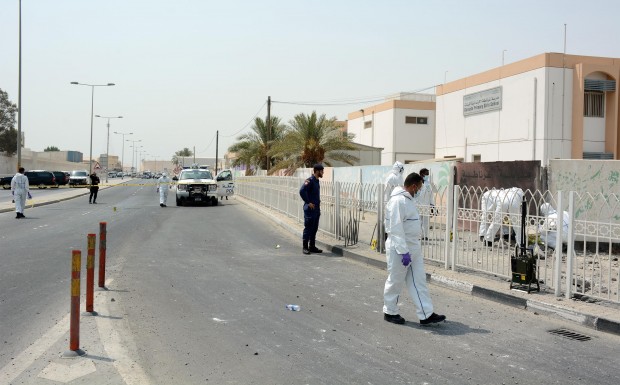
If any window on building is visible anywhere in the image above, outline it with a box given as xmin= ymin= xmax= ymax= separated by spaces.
xmin=584 ymin=91 xmax=604 ymax=118
xmin=472 ymin=154 xmax=481 ymax=162
xmin=405 ymin=116 xmax=428 ymax=124
xmin=364 ymin=121 xmax=372 ymax=129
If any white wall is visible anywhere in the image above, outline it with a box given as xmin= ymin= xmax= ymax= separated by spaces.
xmin=436 ymin=66 xmax=574 ymax=164
xmin=583 ymin=117 xmax=606 ymax=152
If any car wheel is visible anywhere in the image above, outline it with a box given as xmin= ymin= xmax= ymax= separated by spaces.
xmin=176 ymin=197 xmax=182 ymax=206
xmin=38 ymin=183 xmax=45 ymax=189
xmin=212 ymin=197 xmax=218 ymax=206
xmin=52 ymin=183 xmax=59 ymax=188
xmin=2 ymin=183 xmax=10 ymax=190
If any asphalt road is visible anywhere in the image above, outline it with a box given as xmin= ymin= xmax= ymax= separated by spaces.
xmin=1 ymin=182 xmax=619 ymax=385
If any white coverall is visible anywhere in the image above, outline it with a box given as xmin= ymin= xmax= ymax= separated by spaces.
xmin=10 ymin=172 xmax=30 ymax=215
xmin=479 ymin=189 xmax=500 ymax=238
xmin=539 ymin=203 xmax=570 ymax=250
xmin=157 ymin=174 xmax=171 ymax=205
xmin=384 ymin=161 xmax=404 ymax=203
xmin=417 ymin=177 xmax=434 ymax=239
xmin=383 ymin=186 xmax=434 ymax=320
xmin=484 ymin=187 xmax=524 ymax=245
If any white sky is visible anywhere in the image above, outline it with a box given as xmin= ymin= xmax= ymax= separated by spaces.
xmin=1 ymin=0 xmax=619 ymax=163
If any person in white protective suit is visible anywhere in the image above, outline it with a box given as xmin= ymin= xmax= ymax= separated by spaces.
xmin=417 ymin=168 xmax=435 ymax=240
xmin=383 ymin=172 xmax=446 ymax=326
xmin=484 ymin=187 xmax=524 ymax=246
xmin=10 ymin=167 xmax=31 ymax=219
xmin=157 ymin=172 xmax=172 ymax=207
xmin=479 ymin=189 xmax=500 ymax=240
xmin=539 ymin=203 xmax=570 ymax=250
xmin=384 ymin=161 xmax=405 ymax=203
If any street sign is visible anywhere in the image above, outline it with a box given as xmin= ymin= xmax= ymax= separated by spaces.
xmin=94 ymin=161 xmax=101 ymax=170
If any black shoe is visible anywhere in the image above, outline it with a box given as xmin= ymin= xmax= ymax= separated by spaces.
xmin=93 ymin=201 xmax=97 ymax=204
xmin=420 ymin=313 xmax=446 ymax=325
xmin=484 ymin=241 xmax=493 ymax=247
xmin=89 ymin=201 xmax=92 ymax=204
xmin=303 ymin=247 xmax=311 ymax=255
xmin=163 ymin=204 xmax=167 ymax=207
xmin=160 ymin=203 xmax=164 ymax=207
xmin=309 ymin=246 xmax=322 ymax=253
xmin=16 ymin=214 xmax=20 ymax=219
xmin=384 ymin=313 xmax=406 ymax=325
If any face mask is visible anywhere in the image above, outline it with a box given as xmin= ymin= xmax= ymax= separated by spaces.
xmin=423 ymin=175 xmax=429 ymax=182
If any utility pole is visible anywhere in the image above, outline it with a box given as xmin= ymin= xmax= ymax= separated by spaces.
xmin=193 ymin=146 xmax=195 ymax=164
xmin=215 ymin=130 xmax=219 ymax=175
xmin=266 ymin=96 xmax=271 ymax=171
xmin=17 ymin=0 xmax=22 ymax=169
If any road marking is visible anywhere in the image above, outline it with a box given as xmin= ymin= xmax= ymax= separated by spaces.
xmin=96 ymin=279 xmax=152 ymax=385
xmin=0 ymin=313 xmax=70 ymax=384
xmin=38 ymin=359 xmax=96 ymax=383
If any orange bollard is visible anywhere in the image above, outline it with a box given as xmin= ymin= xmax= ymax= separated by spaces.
xmin=98 ymin=222 xmax=107 ymax=289
xmin=85 ymin=234 xmax=96 ymax=314
xmin=64 ymin=250 xmax=84 ymax=357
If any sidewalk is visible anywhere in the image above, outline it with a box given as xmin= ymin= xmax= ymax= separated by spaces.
xmin=236 ymin=196 xmax=620 ymax=337
xmin=0 ymin=178 xmax=132 ymax=214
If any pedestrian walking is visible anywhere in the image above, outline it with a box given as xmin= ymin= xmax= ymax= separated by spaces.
xmin=89 ymin=172 xmax=100 ymax=204
xmin=299 ymin=164 xmax=324 ymax=255
xmin=384 ymin=161 xmax=404 ymax=203
xmin=11 ymin=167 xmax=31 ymax=219
xmin=157 ymin=172 xmax=172 ymax=207
xmin=383 ymin=172 xmax=446 ymax=325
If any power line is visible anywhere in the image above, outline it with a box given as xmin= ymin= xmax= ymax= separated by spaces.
xmin=272 ymin=86 xmax=437 ymax=106
xmin=198 ymin=132 xmax=217 ymax=155
xmin=220 ymin=101 xmax=268 ymax=138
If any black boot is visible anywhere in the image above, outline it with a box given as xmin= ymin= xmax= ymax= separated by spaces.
xmin=309 ymin=241 xmax=322 ymax=253
xmin=303 ymin=241 xmax=310 ymax=255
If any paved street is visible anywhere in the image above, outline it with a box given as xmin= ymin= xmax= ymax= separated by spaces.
xmin=1 ymin=183 xmax=619 ymax=384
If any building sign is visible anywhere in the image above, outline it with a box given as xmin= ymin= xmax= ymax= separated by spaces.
xmin=463 ymin=86 xmax=502 ymax=116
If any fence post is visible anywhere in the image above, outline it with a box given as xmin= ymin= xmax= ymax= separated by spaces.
xmin=450 ymin=184 xmax=459 ymax=271
xmin=84 ymin=234 xmax=97 ymax=315
xmin=98 ymin=222 xmax=107 ymax=289
xmin=334 ymin=182 xmax=341 ymax=240
xmin=565 ymin=191 xmax=576 ymax=299
xmin=554 ymin=192 xmax=563 ymax=297
xmin=63 ymin=250 xmax=85 ymax=357
xmin=378 ymin=183 xmax=384 ymax=253
xmin=444 ymin=166 xmax=455 ymax=269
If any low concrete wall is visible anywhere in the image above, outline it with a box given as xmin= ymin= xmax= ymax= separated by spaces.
xmin=0 ymin=154 xmax=86 ymax=176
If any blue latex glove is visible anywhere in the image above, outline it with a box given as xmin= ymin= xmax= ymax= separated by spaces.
xmin=401 ymin=252 xmax=411 ymax=266
xmin=27 ymin=192 xmax=32 ymax=199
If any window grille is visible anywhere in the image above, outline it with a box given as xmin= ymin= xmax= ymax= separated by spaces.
xmin=584 ymin=91 xmax=604 ymax=118
xmin=364 ymin=120 xmax=372 ymax=129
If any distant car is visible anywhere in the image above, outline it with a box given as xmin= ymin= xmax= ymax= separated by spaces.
xmin=52 ymin=171 xmax=69 ymax=186
xmin=216 ymin=169 xmax=234 ymax=200
xmin=1 ymin=175 xmax=13 ymax=189
xmin=108 ymin=172 xmax=117 ymax=178
xmin=69 ymin=170 xmax=90 ymax=187
xmin=174 ymin=167 xmax=218 ymax=206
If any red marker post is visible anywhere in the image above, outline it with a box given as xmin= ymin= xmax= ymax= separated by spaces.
xmin=84 ymin=234 xmax=97 ymax=315
xmin=63 ymin=250 xmax=84 ymax=357
xmin=98 ymin=222 xmax=107 ymax=289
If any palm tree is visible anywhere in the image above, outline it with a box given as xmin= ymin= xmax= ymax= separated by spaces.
xmin=269 ymin=111 xmax=358 ymax=175
xmin=171 ymin=148 xmax=193 ymax=167
xmin=227 ymin=116 xmax=286 ymax=174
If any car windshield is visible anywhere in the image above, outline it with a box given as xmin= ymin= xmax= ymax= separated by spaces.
xmin=180 ymin=170 xmax=213 ymax=180
xmin=71 ymin=171 xmax=88 ymax=176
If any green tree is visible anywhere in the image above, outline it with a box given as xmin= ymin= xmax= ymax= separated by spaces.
xmin=0 ymin=88 xmax=18 ymax=155
xmin=227 ymin=116 xmax=286 ymax=174
xmin=44 ymin=146 xmax=60 ymax=152
xmin=269 ymin=111 xmax=358 ymax=175
xmin=171 ymin=147 xmax=193 ymax=166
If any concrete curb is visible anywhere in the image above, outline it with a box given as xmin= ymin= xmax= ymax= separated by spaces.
xmin=238 ymin=196 xmax=620 ymax=337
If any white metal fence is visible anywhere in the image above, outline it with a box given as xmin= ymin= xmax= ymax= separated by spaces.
xmin=237 ymin=176 xmax=620 ymax=304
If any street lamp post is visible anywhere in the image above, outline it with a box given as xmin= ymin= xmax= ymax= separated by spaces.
xmin=113 ymin=131 xmax=132 ymax=178
xmin=95 ymin=115 xmax=123 ymax=183
xmin=70 ymin=81 xmax=115 ymax=174
xmin=127 ymin=139 xmax=142 ymax=176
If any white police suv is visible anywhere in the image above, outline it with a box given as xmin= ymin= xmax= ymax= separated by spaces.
xmin=174 ymin=166 xmax=218 ymax=206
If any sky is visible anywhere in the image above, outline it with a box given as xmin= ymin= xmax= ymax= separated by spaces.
xmin=1 ymin=0 xmax=620 ymax=165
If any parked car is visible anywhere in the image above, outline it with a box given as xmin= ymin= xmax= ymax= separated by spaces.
xmin=69 ymin=170 xmax=90 ymax=187
xmin=108 ymin=171 xmax=117 ymax=178
xmin=2 ymin=171 xmax=56 ymax=189
xmin=52 ymin=171 xmax=69 ymax=186
xmin=174 ymin=167 xmax=218 ymax=206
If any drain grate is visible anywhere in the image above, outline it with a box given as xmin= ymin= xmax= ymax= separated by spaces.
xmin=548 ymin=328 xmax=591 ymax=341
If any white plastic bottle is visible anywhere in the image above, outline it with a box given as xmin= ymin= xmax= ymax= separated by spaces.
xmin=285 ymin=304 xmax=300 ymax=311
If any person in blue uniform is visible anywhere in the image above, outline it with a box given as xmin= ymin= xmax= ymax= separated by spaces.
xmin=299 ymin=164 xmax=324 ymax=255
